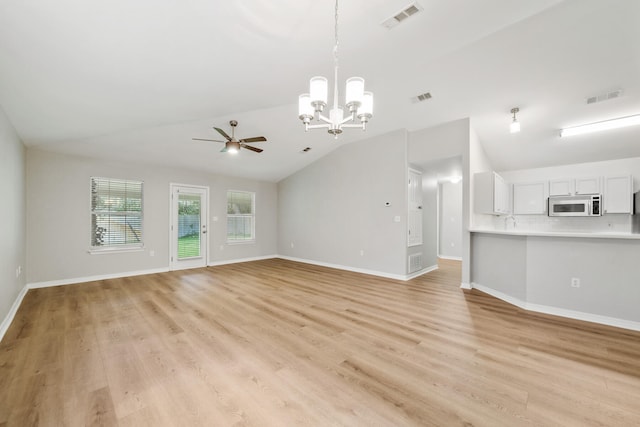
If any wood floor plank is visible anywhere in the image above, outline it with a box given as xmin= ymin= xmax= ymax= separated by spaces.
xmin=1 ymin=258 xmax=639 ymax=426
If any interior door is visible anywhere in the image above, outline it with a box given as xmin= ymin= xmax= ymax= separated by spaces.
xmin=170 ymin=184 xmax=208 ymax=270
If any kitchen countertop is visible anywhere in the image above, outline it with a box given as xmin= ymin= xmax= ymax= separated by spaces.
xmin=469 ymin=228 xmax=640 ymax=240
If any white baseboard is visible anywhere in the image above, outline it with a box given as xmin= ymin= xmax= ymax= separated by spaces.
xmin=208 ymin=254 xmax=278 ymax=267
xmin=0 ymin=285 xmax=29 ymax=343
xmin=27 ymin=267 xmax=170 ymax=289
xmin=471 ymin=282 xmax=640 ymax=332
xmin=277 ymin=255 xmax=410 ymax=281
xmin=459 ymin=282 xmax=472 ymax=290
xmin=405 ymin=264 xmax=438 ymax=280
xmin=438 ymin=255 xmax=463 ymax=261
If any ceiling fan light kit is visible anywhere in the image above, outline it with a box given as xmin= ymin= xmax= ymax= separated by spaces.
xmin=193 ymin=120 xmax=266 ymax=154
xmin=298 ymin=0 xmax=373 ymax=138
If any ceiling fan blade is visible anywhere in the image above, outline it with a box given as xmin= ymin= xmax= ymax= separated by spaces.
xmin=241 ymin=144 xmax=263 ymax=153
xmin=220 ymin=146 xmax=228 ymax=153
xmin=239 ymin=136 xmax=267 ymax=143
xmin=214 ymin=127 xmax=232 ymax=141
xmin=192 ymin=138 xmax=225 ymax=143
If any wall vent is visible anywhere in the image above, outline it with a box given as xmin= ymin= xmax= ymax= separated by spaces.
xmin=586 ymin=89 xmax=623 ymax=105
xmin=408 ymin=253 xmax=423 ymax=274
xmin=381 ymin=2 xmax=423 ymax=29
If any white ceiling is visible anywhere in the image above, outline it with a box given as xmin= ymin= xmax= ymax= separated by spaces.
xmin=1 ymin=0 xmax=639 ymax=182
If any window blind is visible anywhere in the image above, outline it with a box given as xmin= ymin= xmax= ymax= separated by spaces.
xmin=91 ymin=177 xmax=143 ymax=249
xmin=227 ymin=190 xmax=255 ymax=242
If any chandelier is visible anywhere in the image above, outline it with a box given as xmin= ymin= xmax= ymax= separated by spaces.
xmin=298 ymin=0 xmax=373 ymax=138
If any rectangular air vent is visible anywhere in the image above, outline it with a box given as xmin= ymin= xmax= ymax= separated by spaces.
xmin=586 ymin=89 xmax=623 ymax=105
xmin=381 ymin=2 xmax=423 ymax=29
xmin=408 ymin=253 xmax=423 ymax=274
xmin=416 ymin=92 xmax=432 ymax=102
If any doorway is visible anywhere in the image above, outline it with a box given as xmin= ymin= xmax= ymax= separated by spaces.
xmin=170 ymin=184 xmax=209 ymax=270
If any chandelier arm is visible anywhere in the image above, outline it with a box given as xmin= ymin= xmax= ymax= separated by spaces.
xmin=307 ymin=123 xmax=331 ymax=130
xmin=317 ymin=114 xmax=333 ymax=125
xmin=340 ymin=123 xmax=366 ymax=129
xmin=338 ymin=115 xmax=356 ymax=125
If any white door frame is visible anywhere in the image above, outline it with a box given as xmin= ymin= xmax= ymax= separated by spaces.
xmin=169 ymin=183 xmax=210 ymax=271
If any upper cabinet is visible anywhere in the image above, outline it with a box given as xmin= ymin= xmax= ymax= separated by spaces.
xmin=513 ymin=182 xmax=547 ymax=214
xmin=474 ymin=171 xmax=510 ymax=215
xmin=549 ymin=177 xmax=601 ymax=196
xmin=604 ymin=175 xmax=633 ymax=214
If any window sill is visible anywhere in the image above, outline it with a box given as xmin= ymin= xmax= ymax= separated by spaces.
xmin=226 ymin=240 xmax=255 ymax=246
xmin=88 ymin=246 xmax=145 ymax=255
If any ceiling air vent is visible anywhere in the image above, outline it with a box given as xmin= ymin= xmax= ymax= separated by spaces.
xmin=381 ymin=2 xmax=423 ymax=29
xmin=586 ymin=89 xmax=623 ymax=105
xmin=412 ymin=91 xmax=432 ymax=103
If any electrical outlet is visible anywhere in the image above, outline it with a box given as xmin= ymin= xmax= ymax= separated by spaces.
xmin=149 ymin=250 xmax=155 ymax=257
xmin=290 ymin=242 xmax=294 ymax=248
xmin=571 ymin=277 xmax=581 ymax=288
xmin=360 ymin=250 xmax=364 ymax=256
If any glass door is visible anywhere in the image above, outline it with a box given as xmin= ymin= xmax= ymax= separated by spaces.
xmin=170 ymin=184 xmax=208 ymax=270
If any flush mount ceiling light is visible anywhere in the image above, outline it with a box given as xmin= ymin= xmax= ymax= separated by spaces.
xmin=298 ymin=0 xmax=373 ymax=139
xmin=560 ymin=114 xmax=640 ymax=137
xmin=510 ymin=107 xmax=521 ymax=133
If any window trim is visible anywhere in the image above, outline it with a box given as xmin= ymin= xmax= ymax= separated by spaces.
xmin=226 ymin=189 xmax=256 ymax=244
xmin=90 ymin=176 xmax=144 ymax=253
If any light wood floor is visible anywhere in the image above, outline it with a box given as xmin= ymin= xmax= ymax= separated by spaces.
xmin=1 ymin=258 xmax=639 ymax=426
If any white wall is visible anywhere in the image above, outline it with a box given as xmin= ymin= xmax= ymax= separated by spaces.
xmin=26 ymin=149 xmax=277 ymax=283
xmin=0 ymin=107 xmax=26 ymax=329
xmin=277 ymin=130 xmax=408 ymax=277
xmin=471 ymin=232 xmax=640 ymax=327
xmin=439 ymin=180 xmax=463 ymax=258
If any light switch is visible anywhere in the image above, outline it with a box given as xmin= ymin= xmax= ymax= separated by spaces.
xmin=394 ymin=216 xmax=401 ymax=222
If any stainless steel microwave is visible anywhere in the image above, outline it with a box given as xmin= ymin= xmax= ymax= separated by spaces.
xmin=548 ymin=194 xmax=602 ymax=217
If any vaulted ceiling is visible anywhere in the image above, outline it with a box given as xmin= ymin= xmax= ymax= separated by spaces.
xmin=1 ymin=0 xmax=638 ymax=181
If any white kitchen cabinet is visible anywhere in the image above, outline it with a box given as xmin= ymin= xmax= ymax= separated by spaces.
xmin=549 ymin=177 xmax=601 ymax=196
xmin=604 ymin=175 xmax=633 ymax=214
xmin=474 ymin=171 xmax=510 ymax=215
xmin=549 ymin=179 xmax=574 ymax=196
xmin=513 ymin=182 xmax=547 ymax=214
xmin=575 ymin=177 xmax=602 ymax=195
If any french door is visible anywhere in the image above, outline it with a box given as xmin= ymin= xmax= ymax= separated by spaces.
xmin=170 ymin=184 xmax=209 ymax=270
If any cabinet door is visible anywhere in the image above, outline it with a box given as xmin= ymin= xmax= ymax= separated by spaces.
xmin=474 ymin=171 xmax=509 ymax=215
xmin=494 ymin=173 xmax=510 ymax=214
xmin=513 ymin=182 xmax=546 ymax=214
xmin=604 ymin=175 xmax=632 ymax=214
xmin=575 ymin=177 xmax=602 ymax=195
xmin=549 ymin=179 xmax=574 ymax=196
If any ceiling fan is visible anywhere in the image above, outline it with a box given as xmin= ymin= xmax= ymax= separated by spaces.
xmin=192 ymin=120 xmax=266 ymax=154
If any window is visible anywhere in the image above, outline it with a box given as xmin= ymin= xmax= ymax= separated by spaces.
xmin=227 ymin=190 xmax=255 ymax=243
xmin=91 ymin=177 xmax=143 ymax=250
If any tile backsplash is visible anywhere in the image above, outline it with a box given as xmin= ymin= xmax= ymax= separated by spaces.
xmin=488 ymin=214 xmax=632 ymax=233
